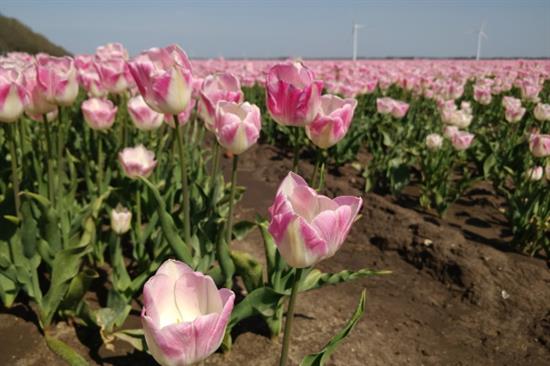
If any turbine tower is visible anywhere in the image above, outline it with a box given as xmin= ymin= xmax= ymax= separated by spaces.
xmin=476 ymin=21 xmax=488 ymax=60
xmin=352 ymin=23 xmax=364 ymax=62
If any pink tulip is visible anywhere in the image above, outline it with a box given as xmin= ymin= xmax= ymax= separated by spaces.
xmin=529 ymin=134 xmax=550 ymax=158
xmin=533 ymin=103 xmax=550 ymax=122
xmin=82 ymin=98 xmax=117 ymax=130
xmin=268 ymin=172 xmax=362 ymax=268
xmin=22 ymin=66 xmax=57 ymax=118
xmin=119 ymin=144 xmax=157 ymax=179
xmin=376 ymin=97 xmax=394 ymax=115
xmin=391 ymin=100 xmax=409 ymax=119
xmin=526 ymin=166 xmax=543 ymax=181
xmin=473 ymin=84 xmax=492 ymax=105
xmin=451 ymin=131 xmax=474 ymax=151
xmin=36 ymin=55 xmax=79 ymax=106
xmin=142 ymin=260 xmax=235 ymax=366
xmin=96 ymin=58 xmax=132 ymax=94
xmin=215 ymin=101 xmax=261 ymax=155
xmin=545 ymin=165 xmax=550 ymax=181
xmin=0 ymin=66 xmax=27 ymax=123
xmin=305 ymin=94 xmax=357 ymax=149
xmin=426 ymin=133 xmax=443 ymax=151
xmin=266 ymin=62 xmax=323 ymax=126
xmin=198 ymin=73 xmax=243 ymax=131
xmin=78 ymin=67 xmax=107 ymax=98
xmin=128 ymin=45 xmax=193 ymax=115
xmin=96 ymin=42 xmax=129 ymax=61
xmin=127 ymin=95 xmax=164 ymax=131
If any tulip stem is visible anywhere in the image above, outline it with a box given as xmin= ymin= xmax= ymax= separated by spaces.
xmin=57 ymin=107 xmax=65 ymax=190
xmin=279 ymin=267 xmax=303 ymax=366
xmin=292 ymin=127 xmax=301 ymax=173
xmin=17 ymin=118 xmax=27 ymax=179
xmin=225 ymin=155 xmax=239 ymax=246
xmin=175 ymin=120 xmax=191 ymax=245
xmin=96 ymin=132 xmax=104 ymax=195
xmin=7 ymin=124 xmax=21 ymax=218
xmin=311 ymin=148 xmax=322 ymax=188
xmin=211 ymin=142 xmax=221 ymax=178
xmin=43 ymin=115 xmax=56 ymax=206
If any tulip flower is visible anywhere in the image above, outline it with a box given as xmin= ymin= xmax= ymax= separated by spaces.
xmin=376 ymin=97 xmax=394 ymax=115
xmin=268 ymin=172 xmax=362 ymax=268
xmin=502 ymin=96 xmax=525 ymax=123
xmin=198 ymin=72 xmax=243 ymax=131
xmin=21 ymin=66 xmax=56 ymax=118
xmin=426 ymin=133 xmax=443 ymax=151
xmin=119 ymin=144 xmax=157 ymax=179
xmin=449 ymin=109 xmax=473 ymax=129
xmin=82 ymin=98 xmax=117 ymax=131
xmin=128 ymin=45 xmax=193 ymax=115
xmin=36 ymin=55 xmax=79 ymax=106
xmin=451 ymin=131 xmax=474 ymax=151
xmin=127 ymin=95 xmax=164 ymax=131
xmin=215 ymin=101 xmax=261 ymax=155
xmin=390 ymin=100 xmax=409 ymax=119
xmin=96 ymin=42 xmax=129 ymax=61
xmin=96 ymin=58 xmax=132 ymax=94
xmin=473 ymin=84 xmax=492 ymax=105
xmin=0 ymin=66 xmax=27 ymax=123
xmin=305 ymin=94 xmax=357 ymax=149
xmin=529 ymin=134 xmax=550 ymax=158
xmin=526 ymin=166 xmax=543 ymax=181
xmin=266 ymin=62 xmax=323 ymax=126
xmin=443 ymin=125 xmax=459 ymax=139
xmin=545 ymin=165 xmax=550 ymax=181
xmin=78 ymin=66 xmax=107 ymax=98
xmin=534 ymin=103 xmax=550 ymax=122
xmin=142 ymin=260 xmax=235 ymax=366
xmin=111 ymin=205 xmax=132 ymax=235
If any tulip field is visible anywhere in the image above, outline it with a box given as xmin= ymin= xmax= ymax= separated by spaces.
xmin=0 ymin=43 xmax=549 ymax=366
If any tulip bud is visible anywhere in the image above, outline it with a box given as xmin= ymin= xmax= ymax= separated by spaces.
xmin=215 ymin=101 xmax=261 ymax=155
xmin=473 ymin=84 xmax=492 ymax=105
xmin=127 ymin=95 xmax=164 ymax=131
xmin=266 ymin=62 xmax=323 ymax=126
xmin=305 ymin=95 xmax=357 ymax=149
xmin=36 ymin=55 xmax=79 ymax=106
xmin=0 ymin=66 xmax=27 ymax=123
xmin=198 ymin=73 xmax=243 ymax=131
xmin=526 ymin=166 xmax=543 ymax=181
xmin=128 ymin=45 xmax=193 ymax=115
xmin=376 ymin=97 xmax=394 ymax=115
xmin=111 ymin=205 xmax=132 ymax=235
xmin=22 ymin=66 xmax=57 ymax=118
xmin=533 ymin=103 xmax=550 ymax=122
xmin=96 ymin=58 xmax=132 ymax=94
xmin=443 ymin=125 xmax=458 ymax=139
xmin=142 ymin=260 xmax=235 ymax=366
xmin=391 ymin=100 xmax=409 ymax=119
xmin=268 ymin=172 xmax=362 ymax=268
xmin=545 ymin=165 xmax=550 ymax=181
xmin=82 ymin=98 xmax=117 ymax=130
xmin=529 ymin=134 xmax=550 ymax=158
xmin=426 ymin=133 xmax=443 ymax=151
xmin=451 ymin=131 xmax=474 ymax=151
xmin=118 ymin=144 xmax=157 ymax=179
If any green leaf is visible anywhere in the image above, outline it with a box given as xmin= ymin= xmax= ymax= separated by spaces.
xmin=45 ymin=335 xmax=89 ymax=366
xmin=302 ymin=268 xmax=391 ymax=292
xmin=231 ymin=250 xmax=263 ymax=292
xmin=112 ymin=329 xmax=147 ymax=352
xmin=20 ymin=200 xmax=38 ymax=259
xmin=229 ymin=287 xmax=284 ymax=328
xmin=140 ymin=177 xmax=193 ymax=264
xmin=232 ymin=220 xmax=256 ymax=241
xmin=300 ymin=290 xmax=367 ymax=366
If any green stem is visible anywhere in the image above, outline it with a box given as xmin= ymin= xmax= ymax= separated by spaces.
xmin=211 ymin=142 xmax=221 ymax=178
xmin=225 ymin=155 xmax=239 ymax=245
xmin=292 ymin=127 xmax=301 ymax=173
xmin=279 ymin=267 xmax=304 ymax=366
xmin=175 ymin=120 xmax=191 ymax=244
xmin=7 ymin=123 xmax=21 ymax=218
xmin=96 ymin=132 xmax=104 ymax=195
xmin=43 ymin=115 xmax=56 ymax=206
xmin=57 ymin=106 xmax=65 ymax=189
xmin=318 ymin=161 xmax=326 ymax=191
xmin=17 ymin=118 xmax=27 ymax=178
xmin=311 ymin=148 xmax=322 ymax=188
xmin=136 ymin=189 xmax=142 ymax=241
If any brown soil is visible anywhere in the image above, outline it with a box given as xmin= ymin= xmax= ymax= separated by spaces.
xmin=1 ymin=142 xmax=549 ymax=366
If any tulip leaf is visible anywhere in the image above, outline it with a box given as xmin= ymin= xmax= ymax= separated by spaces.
xmin=302 ymin=268 xmax=392 ymax=292
xmin=229 ymin=286 xmax=284 ymax=328
xmin=232 ymin=220 xmax=256 ymax=241
xmin=112 ymin=329 xmax=147 ymax=353
xmin=0 ymin=271 xmax=19 ymax=307
xmin=231 ymin=250 xmax=263 ymax=292
xmin=45 ymin=335 xmax=89 ymax=366
xmin=299 ymin=290 xmax=367 ymax=366
xmin=140 ymin=177 xmax=193 ymax=265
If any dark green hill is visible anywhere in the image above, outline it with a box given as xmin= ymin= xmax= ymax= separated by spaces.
xmin=0 ymin=14 xmax=69 ymax=56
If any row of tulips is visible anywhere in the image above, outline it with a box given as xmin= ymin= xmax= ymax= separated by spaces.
xmin=0 ymin=43 xmax=386 ymax=366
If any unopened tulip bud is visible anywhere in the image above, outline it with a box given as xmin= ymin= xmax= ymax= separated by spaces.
xmin=118 ymin=144 xmax=157 ymax=178
xmin=526 ymin=166 xmax=543 ymax=181
xmin=529 ymin=134 xmax=550 ymax=158
xmin=215 ymin=101 xmax=261 ymax=155
xmin=111 ymin=205 xmax=132 ymax=235
xmin=82 ymin=98 xmax=117 ymax=130
xmin=426 ymin=133 xmax=443 ymax=151
xmin=451 ymin=131 xmax=474 ymax=151
xmin=533 ymin=103 xmax=550 ymax=122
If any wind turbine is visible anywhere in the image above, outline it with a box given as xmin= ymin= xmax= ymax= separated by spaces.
xmin=352 ymin=23 xmax=364 ymax=62
xmin=475 ymin=21 xmax=488 ymax=60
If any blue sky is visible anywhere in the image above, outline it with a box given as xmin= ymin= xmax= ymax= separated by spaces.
xmin=2 ymin=0 xmax=549 ymax=58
